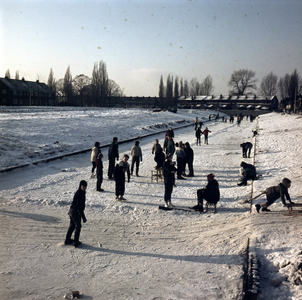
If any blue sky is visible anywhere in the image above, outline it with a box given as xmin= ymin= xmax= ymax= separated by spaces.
xmin=1 ymin=0 xmax=302 ymax=96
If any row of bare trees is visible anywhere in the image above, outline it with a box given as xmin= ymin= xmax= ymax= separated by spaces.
xmin=159 ymin=69 xmax=301 ymax=109
xmin=52 ymin=61 xmax=123 ymax=106
xmin=158 ymin=74 xmax=214 ymax=108
xmin=5 ymin=61 xmax=123 ymax=107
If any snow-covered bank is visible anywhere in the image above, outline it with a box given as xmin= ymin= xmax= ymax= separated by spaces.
xmin=0 ymin=107 xmax=203 ymax=171
xmin=1 ymin=109 xmax=302 ymax=299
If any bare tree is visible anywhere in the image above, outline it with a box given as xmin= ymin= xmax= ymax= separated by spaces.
xmin=165 ymin=74 xmax=173 ymax=108
xmin=200 ymin=75 xmax=214 ymax=95
xmin=158 ymin=75 xmax=165 ymax=108
xmin=174 ymin=76 xmax=179 ymax=102
xmin=91 ymin=61 xmax=108 ymax=106
xmin=63 ymin=65 xmax=73 ymax=105
xmin=183 ymin=79 xmax=189 ymax=97
xmin=259 ymin=71 xmax=277 ymax=96
xmin=228 ymin=69 xmax=257 ymax=95
xmin=73 ymin=74 xmax=91 ymax=106
xmin=189 ymin=77 xmax=199 ymax=97
xmin=5 ymin=69 xmax=10 ymax=78
xmin=47 ymin=68 xmax=56 ymax=93
xmin=107 ymin=79 xmax=123 ymax=106
xmin=180 ymin=78 xmax=184 ymax=96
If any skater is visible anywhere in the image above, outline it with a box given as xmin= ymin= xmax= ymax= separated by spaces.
xmin=255 ymin=178 xmax=294 ymax=213
xmin=165 ymin=127 xmax=174 ymax=139
xmin=96 ymin=152 xmax=104 ymax=192
xmin=163 ymin=133 xmax=175 ymax=155
xmin=130 ymin=140 xmax=142 ymax=176
xmin=195 ymin=126 xmax=202 ymax=145
xmin=193 ymin=117 xmax=199 ymax=130
xmin=114 ymin=154 xmax=130 ymax=201
xmin=192 ymin=173 xmax=220 ymax=212
xmin=240 ymin=142 xmax=253 ymax=158
xmin=64 ymin=180 xmax=88 ymax=247
xmin=163 ymin=153 xmax=177 ymax=208
xmin=175 ymin=142 xmax=186 ymax=180
xmin=237 ymin=162 xmax=256 ymax=186
xmin=184 ymin=142 xmax=194 ymax=177
xmin=91 ymin=142 xmax=100 ymax=178
xmin=152 ymin=139 xmax=165 ymax=169
xmin=108 ymin=137 xmax=119 ymax=179
xmin=252 ymin=130 xmax=258 ymax=137
xmin=203 ymin=127 xmax=211 ymax=145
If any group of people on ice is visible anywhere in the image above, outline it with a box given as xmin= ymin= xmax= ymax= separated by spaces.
xmin=64 ymin=114 xmax=294 ymax=248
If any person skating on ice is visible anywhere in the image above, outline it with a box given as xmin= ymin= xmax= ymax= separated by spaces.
xmin=114 ymin=154 xmax=130 ymax=201
xmin=255 ymin=178 xmax=294 ymax=213
xmin=163 ymin=153 xmax=177 ymax=208
xmin=64 ymin=180 xmax=88 ymax=248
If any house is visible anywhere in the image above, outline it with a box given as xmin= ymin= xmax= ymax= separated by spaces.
xmin=177 ymin=94 xmax=279 ymax=112
xmin=0 ymin=77 xmax=56 ymax=106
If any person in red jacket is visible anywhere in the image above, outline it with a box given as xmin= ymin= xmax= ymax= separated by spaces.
xmin=203 ymin=127 xmax=211 ymax=145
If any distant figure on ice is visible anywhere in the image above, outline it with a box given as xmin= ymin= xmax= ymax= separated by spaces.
xmin=175 ymin=142 xmax=186 ymax=180
xmin=152 ymin=139 xmax=165 ymax=169
xmin=195 ymin=126 xmax=202 ymax=145
xmin=130 ymin=141 xmax=142 ymax=177
xmin=163 ymin=133 xmax=175 ymax=155
xmin=114 ymin=154 xmax=130 ymax=201
xmin=229 ymin=115 xmax=234 ymax=123
xmin=237 ymin=161 xmax=256 ymax=186
xmin=163 ymin=153 xmax=177 ymax=208
xmin=108 ymin=137 xmax=119 ymax=180
xmin=165 ymin=127 xmax=174 ymax=139
xmin=240 ymin=142 xmax=253 ymax=158
xmin=191 ymin=173 xmax=220 ymax=212
xmin=96 ymin=152 xmax=104 ymax=192
xmin=255 ymin=178 xmax=294 ymax=213
xmin=184 ymin=142 xmax=194 ymax=177
xmin=203 ymin=127 xmax=211 ymax=145
xmin=64 ymin=180 xmax=88 ymax=248
xmin=91 ymin=142 xmax=100 ymax=178
xmin=252 ymin=130 xmax=258 ymax=137
xmin=193 ymin=117 xmax=199 ymax=130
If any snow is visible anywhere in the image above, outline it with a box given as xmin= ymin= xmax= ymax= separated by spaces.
xmin=0 ymin=107 xmax=302 ymax=300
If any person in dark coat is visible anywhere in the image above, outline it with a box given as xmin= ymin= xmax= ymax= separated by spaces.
xmin=90 ymin=142 xmax=100 ymax=178
xmin=240 ymin=142 xmax=253 ymax=158
xmin=165 ymin=127 xmax=174 ymax=139
xmin=193 ymin=117 xmax=199 ymax=130
xmin=163 ymin=153 xmax=177 ymax=208
xmin=152 ymin=139 xmax=165 ymax=169
xmin=163 ymin=134 xmax=175 ymax=155
xmin=237 ymin=162 xmax=256 ymax=186
xmin=96 ymin=152 xmax=104 ymax=192
xmin=184 ymin=142 xmax=194 ymax=177
xmin=65 ymin=180 xmax=88 ymax=247
xmin=175 ymin=142 xmax=186 ymax=180
xmin=195 ymin=127 xmax=202 ymax=145
xmin=114 ymin=154 xmax=130 ymax=201
xmin=130 ymin=141 xmax=142 ymax=176
xmin=191 ymin=173 xmax=220 ymax=212
xmin=108 ymin=137 xmax=119 ymax=179
xmin=255 ymin=178 xmax=294 ymax=212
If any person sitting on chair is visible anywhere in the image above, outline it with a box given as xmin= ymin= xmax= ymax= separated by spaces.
xmin=191 ymin=173 xmax=220 ymax=212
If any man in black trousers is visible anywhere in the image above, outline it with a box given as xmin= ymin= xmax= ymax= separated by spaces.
xmin=65 ymin=180 xmax=88 ymax=248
